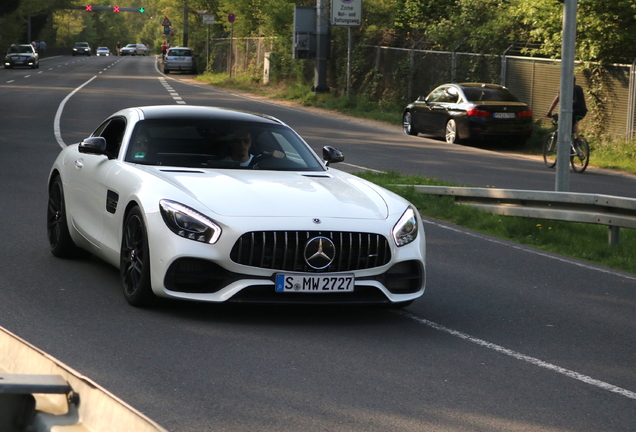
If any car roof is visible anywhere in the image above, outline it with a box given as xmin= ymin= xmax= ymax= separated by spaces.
xmin=131 ymin=105 xmax=284 ymax=126
xmin=456 ymin=83 xmax=507 ymax=90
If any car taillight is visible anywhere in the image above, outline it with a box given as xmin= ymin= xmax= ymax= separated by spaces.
xmin=518 ymin=109 xmax=533 ymax=118
xmin=467 ymin=107 xmax=490 ymax=117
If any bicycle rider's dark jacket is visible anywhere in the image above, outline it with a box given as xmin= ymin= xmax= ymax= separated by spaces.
xmin=573 ymin=84 xmax=588 ymax=119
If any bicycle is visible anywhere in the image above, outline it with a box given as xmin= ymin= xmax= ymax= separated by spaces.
xmin=543 ymin=114 xmax=590 ymax=173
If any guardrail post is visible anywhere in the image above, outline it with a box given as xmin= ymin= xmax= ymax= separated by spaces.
xmin=609 ymin=226 xmax=620 ymax=245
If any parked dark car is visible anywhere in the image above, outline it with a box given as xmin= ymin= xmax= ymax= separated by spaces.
xmin=73 ymin=42 xmax=91 ymax=56
xmin=4 ymin=44 xmax=39 ymax=69
xmin=402 ymin=83 xmax=533 ymax=144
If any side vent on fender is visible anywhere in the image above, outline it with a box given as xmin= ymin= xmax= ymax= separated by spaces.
xmin=106 ymin=190 xmax=119 ymax=214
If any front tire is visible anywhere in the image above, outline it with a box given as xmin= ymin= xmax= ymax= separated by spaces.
xmin=47 ymin=176 xmax=81 ymax=257
xmin=445 ymin=119 xmax=459 ymax=144
xmin=403 ymin=111 xmax=418 ymax=136
xmin=120 ymin=207 xmax=156 ymax=307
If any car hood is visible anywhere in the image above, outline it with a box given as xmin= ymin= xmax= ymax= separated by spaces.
xmin=6 ymin=53 xmax=34 ymax=57
xmin=145 ymin=168 xmax=390 ymax=219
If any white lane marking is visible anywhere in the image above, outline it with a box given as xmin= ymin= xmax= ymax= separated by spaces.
xmin=158 ymin=77 xmax=186 ymax=104
xmin=399 ymin=311 xmax=636 ymax=400
xmin=345 ymin=164 xmax=635 ymax=399
xmin=54 ymin=76 xmax=97 ymax=148
xmin=424 ymin=219 xmax=636 ymax=282
xmin=341 ymin=162 xmax=385 ymax=173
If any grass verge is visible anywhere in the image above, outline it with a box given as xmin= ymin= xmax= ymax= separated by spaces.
xmin=355 ymin=171 xmax=636 ymax=275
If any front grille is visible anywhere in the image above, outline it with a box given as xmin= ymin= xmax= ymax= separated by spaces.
xmin=230 ymin=231 xmax=392 ymax=273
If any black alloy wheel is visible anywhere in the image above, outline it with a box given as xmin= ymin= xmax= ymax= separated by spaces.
xmin=47 ymin=176 xmax=81 ymax=257
xmin=120 ymin=207 xmax=156 ymax=306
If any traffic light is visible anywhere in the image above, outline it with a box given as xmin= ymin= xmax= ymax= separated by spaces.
xmin=113 ymin=6 xmax=120 ymax=12
xmin=139 ymin=7 xmax=145 ymax=13
xmin=85 ymin=5 xmax=92 ymax=11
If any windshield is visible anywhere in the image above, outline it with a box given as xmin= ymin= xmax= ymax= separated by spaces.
xmin=168 ymin=49 xmax=192 ymax=57
xmin=9 ymin=46 xmax=33 ymax=54
xmin=124 ymin=119 xmax=325 ymax=171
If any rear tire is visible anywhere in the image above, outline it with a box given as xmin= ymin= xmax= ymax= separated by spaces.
xmin=120 ymin=207 xmax=156 ymax=307
xmin=543 ymin=132 xmax=558 ymax=168
xmin=570 ymin=137 xmax=590 ymax=173
xmin=445 ymin=119 xmax=459 ymax=144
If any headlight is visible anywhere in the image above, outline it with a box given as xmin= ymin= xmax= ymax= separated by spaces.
xmin=392 ymin=206 xmax=418 ymax=247
xmin=159 ymin=200 xmax=221 ymax=244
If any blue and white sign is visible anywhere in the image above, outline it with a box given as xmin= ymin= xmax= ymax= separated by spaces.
xmin=331 ymin=0 xmax=362 ymax=26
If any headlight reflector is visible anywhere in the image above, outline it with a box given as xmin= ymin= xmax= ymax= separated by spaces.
xmin=392 ymin=206 xmax=418 ymax=247
xmin=159 ymin=200 xmax=221 ymax=244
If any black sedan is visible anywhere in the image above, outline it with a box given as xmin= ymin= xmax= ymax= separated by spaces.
xmin=4 ymin=44 xmax=39 ymax=69
xmin=402 ymin=83 xmax=533 ymax=144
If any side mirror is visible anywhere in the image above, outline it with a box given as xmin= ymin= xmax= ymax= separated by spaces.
xmin=418 ymin=95 xmax=426 ymax=102
xmin=78 ymin=137 xmax=108 ymax=156
xmin=322 ymin=146 xmax=344 ymax=166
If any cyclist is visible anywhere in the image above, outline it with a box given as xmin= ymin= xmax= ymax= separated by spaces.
xmin=546 ymin=77 xmax=588 ymax=139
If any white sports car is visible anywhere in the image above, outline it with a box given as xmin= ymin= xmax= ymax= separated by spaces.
xmin=47 ymin=106 xmax=426 ymax=307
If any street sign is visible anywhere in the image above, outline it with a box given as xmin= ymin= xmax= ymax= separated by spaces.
xmin=331 ymin=0 xmax=362 ymax=26
xmin=164 ymin=26 xmax=170 ymax=35
xmin=161 ymin=17 xmax=172 ymax=26
xmin=228 ymin=13 xmax=235 ymax=23
xmin=202 ymin=15 xmax=215 ymax=25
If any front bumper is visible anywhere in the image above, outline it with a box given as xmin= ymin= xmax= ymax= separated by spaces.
xmin=145 ymin=212 xmax=427 ymax=304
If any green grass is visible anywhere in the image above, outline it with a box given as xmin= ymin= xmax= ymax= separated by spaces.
xmin=356 ymin=171 xmax=636 ymax=275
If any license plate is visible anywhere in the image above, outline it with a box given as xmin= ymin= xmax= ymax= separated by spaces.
xmin=275 ymin=273 xmax=354 ymax=293
xmin=493 ymin=112 xmax=515 ymax=119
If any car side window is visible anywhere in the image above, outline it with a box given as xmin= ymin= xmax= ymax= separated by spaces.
xmin=437 ymin=87 xmax=459 ymax=103
xmin=426 ymin=88 xmax=446 ymax=103
xmin=94 ymin=117 xmax=126 ymax=158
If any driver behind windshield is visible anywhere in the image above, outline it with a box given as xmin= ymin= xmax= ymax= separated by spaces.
xmin=222 ymin=130 xmax=254 ymax=166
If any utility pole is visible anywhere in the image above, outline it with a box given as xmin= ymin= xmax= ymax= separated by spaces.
xmin=183 ymin=2 xmax=189 ymax=47
xmin=555 ymin=0 xmax=578 ymax=192
xmin=313 ymin=0 xmax=329 ymax=92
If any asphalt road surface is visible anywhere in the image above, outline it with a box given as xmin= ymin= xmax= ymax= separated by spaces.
xmin=1 ymin=55 xmax=635 ymax=432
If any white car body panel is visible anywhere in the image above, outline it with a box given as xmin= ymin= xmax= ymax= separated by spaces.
xmin=49 ymin=106 xmax=426 ymax=305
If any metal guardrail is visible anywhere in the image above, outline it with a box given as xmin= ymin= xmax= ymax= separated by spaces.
xmin=398 ymin=185 xmax=636 ymax=245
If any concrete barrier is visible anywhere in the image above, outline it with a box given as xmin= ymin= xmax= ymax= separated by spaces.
xmin=0 ymin=326 xmax=168 ymax=432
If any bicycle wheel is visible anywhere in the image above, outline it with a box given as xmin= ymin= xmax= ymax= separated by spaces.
xmin=570 ymin=137 xmax=590 ymax=173
xmin=543 ymin=132 xmax=557 ymax=168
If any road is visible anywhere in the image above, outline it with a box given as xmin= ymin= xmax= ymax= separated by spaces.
xmin=1 ymin=55 xmax=635 ymax=432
